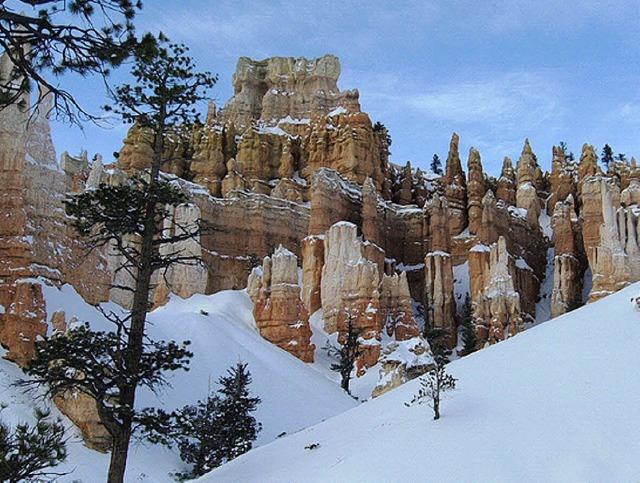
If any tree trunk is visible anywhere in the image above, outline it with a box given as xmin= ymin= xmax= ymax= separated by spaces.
xmin=107 ymin=429 xmax=132 ymax=483
xmin=106 ymin=115 xmax=166 ymax=482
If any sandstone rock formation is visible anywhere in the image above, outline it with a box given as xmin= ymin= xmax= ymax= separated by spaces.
xmin=320 ymin=222 xmax=381 ymax=370
xmin=379 ymin=272 xmax=420 ymax=341
xmin=0 ymin=55 xmax=110 ymax=362
xmin=550 ymin=195 xmax=585 ymax=317
xmin=470 ymin=237 xmax=524 ymax=346
xmin=247 ymin=246 xmax=315 ymax=362
xmin=467 ymin=147 xmax=486 ymax=235
xmin=423 ymin=194 xmax=457 ymax=346
xmin=496 ymin=157 xmax=516 ymax=206
xmin=371 ymin=337 xmax=433 ymax=398
xmin=581 ymin=177 xmax=640 ymax=301
xmin=444 ymin=133 xmax=468 ymax=236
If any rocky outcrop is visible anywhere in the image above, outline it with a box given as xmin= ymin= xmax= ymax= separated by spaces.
xmin=379 ymin=272 xmax=420 ymax=341
xmin=467 ymin=147 xmax=486 ymax=235
xmin=217 ymin=55 xmax=357 ymax=129
xmin=423 ymin=194 xmax=457 ymax=346
xmin=581 ymin=177 xmax=639 ymax=301
xmin=158 ymin=203 xmax=208 ymax=300
xmin=0 ymin=281 xmax=48 ymax=365
xmin=547 ymin=146 xmax=577 ymax=215
xmin=247 ymin=246 xmax=315 ymax=362
xmin=550 ymin=196 xmax=585 ymax=317
xmin=320 ymin=222 xmax=380 ymax=341
xmin=444 ymin=133 xmax=468 ymax=236
xmin=371 ymin=337 xmax=433 ymax=398
xmin=54 ymin=391 xmax=111 ymax=452
xmin=496 ymin=157 xmax=516 ymax=206
xmin=301 ymin=235 xmax=324 ymax=314
xmin=470 ymin=237 xmax=524 ymax=346
xmin=515 ymin=140 xmax=542 ymax=227
xmin=0 ymin=57 xmax=110 ymax=361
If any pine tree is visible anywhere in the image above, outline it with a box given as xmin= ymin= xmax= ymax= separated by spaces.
xmin=0 ymin=407 xmax=67 ymax=482
xmin=325 ymin=312 xmax=364 ymax=394
xmin=157 ymin=362 xmax=262 ymax=480
xmin=430 ymin=154 xmax=443 ymax=175
xmin=460 ymin=293 xmax=478 ymax=355
xmin=601 ymin=144 xmax=614 ymax=170
xmin=215 ymin=363 xmax=262 ymax=462
xmin=405 ymin=351 xmax=457 ymax=420
xmin=23 ymin=35 xmax=215 ymax=483
xmin=558 ymin=141 xmax=575 ymax=162
xmin=0 ymin=1 xmax=142 ymax=121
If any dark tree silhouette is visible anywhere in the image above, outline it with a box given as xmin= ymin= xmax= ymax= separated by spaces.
xmin=23 ymin=36 xmax=215 ymax=483
xmin=0 ymin=0 xmax=142 ymax=122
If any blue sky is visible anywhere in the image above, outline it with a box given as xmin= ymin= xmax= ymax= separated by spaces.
xmin=49 ymin=0 xmax=640 ymax=175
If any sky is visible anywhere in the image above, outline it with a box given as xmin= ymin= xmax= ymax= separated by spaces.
xmin=47 ymin=0 xmax=640 ymax=175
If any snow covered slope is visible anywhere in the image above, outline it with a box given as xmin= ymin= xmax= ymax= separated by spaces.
xmin=0 ymin=283 xmax=357 ymax=481
xmin=203 ymin=281 xmax=640 ymax=482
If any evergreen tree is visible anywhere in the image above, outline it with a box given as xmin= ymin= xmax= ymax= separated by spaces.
xmin=430 ymin=154 xmax=443 ymax=175
xmin=405 ymin=350 xmax=457 ymax=420
xmin=0 ymin=407 xmax=67 ymax=482
xmin=460 ymin=293 xmax=478 ymax=355
xmin=325 ymin=312 xmax=364 ymax=394
xmin=0 ymin=1 xmax=142 ymax=121
xmin=214 ymin=362 xmax=262 ymax=463
xmin=616 ymin=153 xmax=627 ymax=163
xmin=601 ymin=144 xmax=614 ymax=170
xmin=558 ymin=141 xmax=575 ymax=162
xmin=424 ymin=327 xmax=452 ymax=363
xmin=23 ymin=36 xmax=215 ymax=483
xmin=150 ymin=362 xmax=262 ymax=480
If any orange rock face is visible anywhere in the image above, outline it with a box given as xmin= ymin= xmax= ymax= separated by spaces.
xmin=467 ymin=147 xmax=486 ymax=235
xmin=0 ymin=281 xmax=48 ymax=365
xmin=248 ymin=246 xmax=315 ymax=362
xmin=470 ymin=237 xmax=524 ymax=346
xmin=444 ymin=133 xmax=468 ymax=236
xmin=379 ymin=272 xmax=420 ymax=341
xmin=496 ymin=157 xmax=516 ymax=207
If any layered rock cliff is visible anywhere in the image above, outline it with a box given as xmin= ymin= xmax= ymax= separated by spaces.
xmin=3 ymin=52 xmax=640 ymax=410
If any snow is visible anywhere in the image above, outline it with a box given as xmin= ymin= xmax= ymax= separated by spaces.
xmin=533 ymin=247 xmax=555 ymax=325
xmin=0 ymin=304 xmax=4 ymax=315
xmin=396 ymin=262 xmax=425 ymax=271
xmin=203 ymin=282 xmax=640 ymax=482
xmin=453 ymin=261 xmax=470 ymax=310
xmin=0 ymin=282 xmax=356 ymax=481
xmin=507 ymin=205 xmax=528 ymax=218
xmin=514 ymin=257 xmax=533 ymax=271
xmin=279 ymin=115 xmax=311 ymax=125
xmin=427 ymin=250 xmax=451 ymax=257
xmin=327 ymin=106 xmax=347 ymax=116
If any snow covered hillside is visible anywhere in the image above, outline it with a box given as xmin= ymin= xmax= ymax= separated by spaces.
xmin=203 ymin=281 xmax=640 ymax=482
xmin=0 ymin=282 xmax=356 ymax=481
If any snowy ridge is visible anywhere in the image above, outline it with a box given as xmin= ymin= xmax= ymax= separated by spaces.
xmin=204 ymin=282 xmax=640 ymax=482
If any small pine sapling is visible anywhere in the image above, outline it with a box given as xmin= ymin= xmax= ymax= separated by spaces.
xmin=460 ymin=293 xmax=478 ymax=355
xmin=406 ymin=351 xmax=457 ymax=420
xmin=406 ymin=327 xmax=457 ymax=419
xmin=325 ymin=312 xmax=363 ymax=394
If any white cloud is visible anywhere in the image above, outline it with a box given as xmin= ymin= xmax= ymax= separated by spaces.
xmin=406 ymin=72 xmax=561 ymax=131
